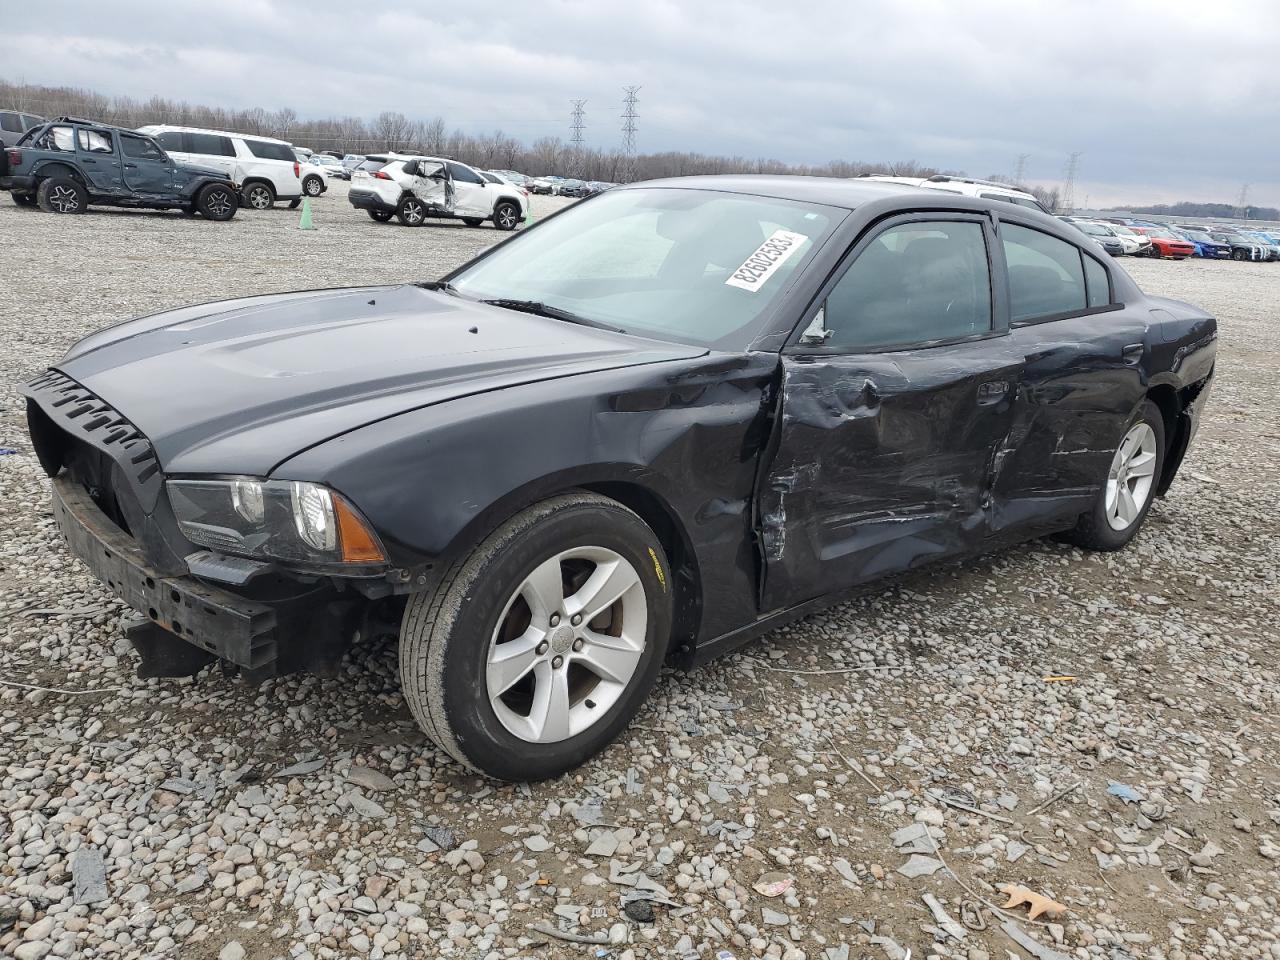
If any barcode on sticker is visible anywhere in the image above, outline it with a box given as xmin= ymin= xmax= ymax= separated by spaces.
xmin=726 ymin=229 xmax=809 ymax=292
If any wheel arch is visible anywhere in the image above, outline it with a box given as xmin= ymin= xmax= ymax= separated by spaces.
xmin=1146 ymin=378 xmax=1205 ymax=496
xmin=433 ymin=467 xmax=704 ymax=660
xmin=31 ymin=161 xmax=85 ymax=185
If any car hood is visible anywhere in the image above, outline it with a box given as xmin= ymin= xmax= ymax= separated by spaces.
xmin=50 ymin=284 xmax=707 ymax=476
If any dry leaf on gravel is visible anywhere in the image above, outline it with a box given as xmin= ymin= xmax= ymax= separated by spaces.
xmin=999 ymin=883 xmax=1068 ymax=920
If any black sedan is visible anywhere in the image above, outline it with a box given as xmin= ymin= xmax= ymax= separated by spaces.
xmin=23 ymin=176 xmax=1217 ymax=781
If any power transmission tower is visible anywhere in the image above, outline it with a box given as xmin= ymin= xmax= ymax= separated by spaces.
xmin=570 ymin=99 xmax=586 ymax=178
xmin=620 ymin=86 xmax=640 ymax=183
xmin=1236 ymin=183 xmax=1250 ymax=220
xmin=1061 ymin=152 xmax=1082 ymax=213
xmin=1013 ymin=153 xmax=1029 ymax=185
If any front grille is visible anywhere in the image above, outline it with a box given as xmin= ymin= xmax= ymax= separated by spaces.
xmin=24 ymin=369 xmax=164 ymax=517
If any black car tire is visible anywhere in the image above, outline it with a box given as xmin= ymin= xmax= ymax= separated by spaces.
xmin=11 ymin=191 xmax=36 ymax=207
xmin=288 ymin=197 xmax=302 ymax=209
xmin=493 ymin=200 xmax=520 ymax=231
xmin=367 ymin=209 xmax=394 ymax=223
xmin=36 ymin=177 xmax=87 ymax=214
xmin=399 ymin=492 xmax=673 ymax=781
xmin=1231 ymin=248 xmax=1247 ymax=261
xmin=462 ymin=217 xmax=484 ymax=227
xmin=1060 ymin=400 xmax=1165 ymax=552
xmin=196 ymin=183 xmax=238 ymax=221
xmin=242 ymin=182 xmax=275 ymax=210
xmin=303 ymin=175 xmax=324 ymax=197
xmin=396 ymin=195 xmax=426 ymax=226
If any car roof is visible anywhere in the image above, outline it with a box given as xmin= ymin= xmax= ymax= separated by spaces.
xmin=138 ymin=123 xmax=293 ymax=146
xmin=615 ymin=174 xmax=967 ymax=211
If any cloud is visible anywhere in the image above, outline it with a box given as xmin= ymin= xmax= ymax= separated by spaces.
xmin=2 ymin=0 xmax=1278 ymax=204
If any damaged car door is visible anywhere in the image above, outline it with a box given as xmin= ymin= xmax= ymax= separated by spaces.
xmin=758 ymin=213 xmax=1023 ymax=610
xmin=405 ymin=158 xmax=455 ymax=213
xmin=445 ymin=160 xmax=493 ymax=217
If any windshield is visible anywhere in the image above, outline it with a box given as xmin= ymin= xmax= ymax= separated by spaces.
xmin=447 ymin=187 xmax=841 ymax=349
xmin=1182 ymin=231 xmax=1210 ymax=241
xmin=1144 ymin=227 xmax=1178 ymax=239
xmin=1080 ymin=223 xmax=1111 ymax=236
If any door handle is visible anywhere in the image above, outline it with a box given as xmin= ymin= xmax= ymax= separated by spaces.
xmin=124 ymin=162 xmax=138 ymax=169
xmin=82 ymin=158 xmax=97 ymax=164
xmin=1121 ymin=343 xmax=1143 ymax=366
xmin=976 ymin=380 xmax=1008 ymax=405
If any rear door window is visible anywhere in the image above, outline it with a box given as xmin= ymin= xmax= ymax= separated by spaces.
xmin=36 ymin=125 xmax=75 ymax=151
xmin=1001 ymin=223 xmax=1088 ymax=322
xmin=0 ymin=111 xmax=23 ymax=133
xmin=154 ymin=131 xmax=184 ymax=151
xmin=77 ymin=129 xmax=114 ymax=153
xmin=185 ymin=132 xmax=235 ymax=156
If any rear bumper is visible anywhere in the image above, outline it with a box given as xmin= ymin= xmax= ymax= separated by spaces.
xmin=0 ymin=174 xmax=35 ymax=192
xmin=51 ymin=476 xmax=280 ymax=673
xmin=348 ymin=188 xmax=397 ymax=213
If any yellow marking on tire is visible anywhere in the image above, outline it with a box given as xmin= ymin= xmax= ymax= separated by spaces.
xmin=648 ymin=547 xmax=666 ymax=590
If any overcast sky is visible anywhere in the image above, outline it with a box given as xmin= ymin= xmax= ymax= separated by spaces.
xmin=4 ymin=0 xmax=1278 ymax=207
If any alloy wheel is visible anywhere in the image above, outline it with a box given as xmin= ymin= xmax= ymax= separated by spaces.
xmin=486 ymin=546 xmax=647 ymax=743
xmin=205 ymin=192 xmax=231 ymax=218
xmin=403 ymin=200 xmax=424 ymax=225
xmin=496 ymin=205 xmax=517 ymax=229
xmin=305 ymin=179 xmax=322 ymax=196
xmin=1105 ymin=422 xmax=1158 ymax=531
xmin=247 ymin=186 xmax=272 ymax=209
xmin=50 ymin=185 xmax=80 ymax=213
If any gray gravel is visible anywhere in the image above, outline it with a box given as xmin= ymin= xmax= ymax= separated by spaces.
xmin=2 ymin=186 xmax=1279 ymax=960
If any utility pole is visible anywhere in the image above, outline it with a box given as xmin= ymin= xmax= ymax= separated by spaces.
xmin=1013 ymin=153 xmax=1029 ymax=185
xmin=1237 ymin=183 xmax=1250 ymax=220
xmin=570 ymin=99 xmax=586 ymax=179
xmin=620 ymin=86 xmax=640 ymax=183
xmin=1061 ymin=152 xmax=1082 ymax=213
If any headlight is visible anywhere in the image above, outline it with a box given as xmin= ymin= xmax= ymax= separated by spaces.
xmin=167 ymin=479 xmax=386 ymax=565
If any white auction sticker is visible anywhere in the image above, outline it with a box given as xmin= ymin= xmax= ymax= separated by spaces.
xmin=725 ymin=229 xmax=809 ymax=292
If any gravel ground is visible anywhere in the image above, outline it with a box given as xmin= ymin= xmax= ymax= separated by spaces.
xmin=1 ymin=184 xmax=1279 ymax=960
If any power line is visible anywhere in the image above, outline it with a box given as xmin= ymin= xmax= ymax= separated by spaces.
xmin=620 ymin=86 xmax=640 ymax=183
xmin=1061 ymin=151 xmax=1082 ymax=213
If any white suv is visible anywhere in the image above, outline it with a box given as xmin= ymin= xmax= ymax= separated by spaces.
xmin=858 ymin=174 xmax=1049 ymax=213
xmin=136 ymin=124 xmax=303 ymax=209
xmin=348 ymin=155 xmax=526 ymax=230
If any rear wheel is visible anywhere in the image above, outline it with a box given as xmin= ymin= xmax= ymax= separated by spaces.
xmin=397 ymin=195 xmax=426 ymax=226
xmin=1060 ymin=400 xmax=1165 ymax=551
xmin=36 ymin=177 xmax=87 ymax=214
xmin=196 ymin=183 xmax=237 ymax=221
xmin=367 ymin=209 xmax=393 ymax=223
xmin=242 ymin=182 xmax=275 ymax=210
xmin=399 ymin=492 xmax=672 ymax=781
xmin=492 ymin=200 xmax=520 ymax=231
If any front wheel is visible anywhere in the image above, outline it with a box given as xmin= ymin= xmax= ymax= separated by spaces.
xmin=196 ymin=183 xmax=238 ymax=221
xmin=303 ymin=175 xmax=324 ymax=197
xmin=399 ymin=492 xmax=672 ymax=781
xmin=492 ymin=200 xmax=520 ymax=231
xmin=1060 ymin=400 xmax=1165 ymax=551
xmin=367 ymin=209 xmax=394 ymax=222
xmin=11 ymin=191 xmax=36 ymax=207
xmin=1231 ymin=248 xmax=1247 ymax=261
xmin=462 ymin=217 xmax=484 ymax=227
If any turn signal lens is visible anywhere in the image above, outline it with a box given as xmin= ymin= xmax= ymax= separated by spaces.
xmin=335 ymin=495 xmax=386 ymax=563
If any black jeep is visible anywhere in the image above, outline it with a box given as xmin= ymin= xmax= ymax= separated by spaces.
xmin=0 ymin=117 xmax=239 ymax=219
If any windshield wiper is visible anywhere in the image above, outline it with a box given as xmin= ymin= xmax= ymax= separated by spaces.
xmin=478 ymin=298 xmax=625 ymax=334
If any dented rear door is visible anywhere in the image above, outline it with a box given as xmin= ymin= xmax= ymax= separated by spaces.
xmin=756 ymin=211 xmax=1022 ymax=611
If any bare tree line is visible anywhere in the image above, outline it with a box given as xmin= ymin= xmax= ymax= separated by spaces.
xmin=2 ymin=79 xmax=1067 ymax=209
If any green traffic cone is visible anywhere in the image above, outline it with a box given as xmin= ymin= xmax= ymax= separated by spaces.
xmin=298 ymin=197 xmax=315 ymax=230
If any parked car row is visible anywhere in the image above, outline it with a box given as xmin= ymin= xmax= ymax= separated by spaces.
xmin=1061 ymin=215 xmax=1280 ymax=262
